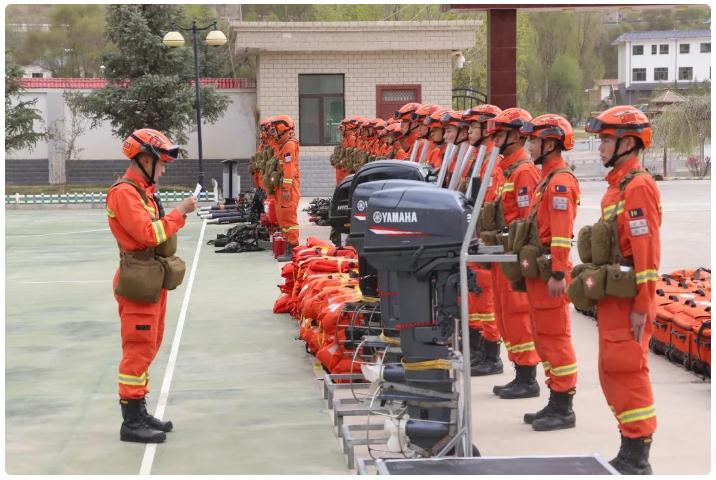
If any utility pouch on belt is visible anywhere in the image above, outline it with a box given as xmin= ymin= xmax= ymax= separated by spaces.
xmin=590 ymin=221 xmax=612 ymax=266
xmin=605 ymin=264 xmax=638 ymax=298
xmin=567 ymin=263 xmax=597 ymax=310
xmin=510 ymin=219 xmax=530 ymax=253
xmin=519 ymin=244 xmax=541 ymax=279
xmin=581 ymin=265 xmax=608 ymax=301
xmin=501 ymin=259 xmax=524 ymax=283
xmin=480 ymin=230 xmax=499 ymax=246
xmin=577 ymin=225 xmax=593 ymax=264
xmin=155 ymin=235 xmax=177 ymax=257
xmin=115 ymin=250 xmax=164 ymax=303
xmin=481 ymin=201 xmax=498 ymax=232
xmin=157 ymin=255 xmax=186 ymax=290
xmin=537 ymin=254 xmax=552 ymax=282
xmin=512 ymin=278 xmax=527 ymax=292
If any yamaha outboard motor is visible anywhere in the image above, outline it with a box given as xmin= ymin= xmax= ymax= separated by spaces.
xmin=363 ymin=184 xmax=472 ymax=456
xmin=328 ymin=174 xmax=355 ymax=245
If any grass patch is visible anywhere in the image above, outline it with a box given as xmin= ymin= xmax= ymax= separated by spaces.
xmin=4 ymin=184 xmax=193 ymax=195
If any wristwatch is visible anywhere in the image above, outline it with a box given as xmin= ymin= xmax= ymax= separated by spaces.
xmin=550 ymin=271 xmax=565 ymax=281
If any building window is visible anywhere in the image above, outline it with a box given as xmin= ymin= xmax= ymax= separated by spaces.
xmin=680 ymin=43 xmax=690 ymax=54
xmin=701 ymin=42 xmax=711 ymax=53
xmin=632 ymin=68 xmax=646 ymax=82
xmin=298 ymin=74 xmax=344 ymax=146
xmin=375 ymin=85 xmax=422 ymax=120
xmin=678 ymin=67 xmax=693 ymax=81
xmin=651 ymin=44 xmax=657 ymax=55
xmin=632 ymin=45 xmax=644 ymax=55
xmin=659 ymin=44 xmax=669 ymax=54
xmin=31 ymin=72 xmax=43 ymax=78
xmin=654 ymin=68 xmax=668 ymax=81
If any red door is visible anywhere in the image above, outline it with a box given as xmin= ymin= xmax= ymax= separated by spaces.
xmin=376 ymin=85 xmax=422 ymax=120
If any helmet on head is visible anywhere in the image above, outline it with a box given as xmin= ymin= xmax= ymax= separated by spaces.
xmin=394 ymin=102 xmax=422 ymax=121
xmin=271 ymin=115 xmax=295 ymax=136
xmin=411 ymin=104 xmax=440 ymax=121
xmin=424 ymin=108 xmax=449 ymax=129
xmin=486 ymin=107 xmax=532 ymax=135
xmin=462 ymin=104 xmax=502 ymax=125
xmin=386 ymin=122 xmax=403 ymax=138
xmin=585 ymin=105 xmax=652 ymax=148
xmin=123 ymin=128 xmax=180 ymax=163
xmin=439 ymin=110 xmax=465 ymax=128
xmin=370 ymin=118 xmax=387 ymax=130
xmin=520 ymin=114 xmax=575 ymax=151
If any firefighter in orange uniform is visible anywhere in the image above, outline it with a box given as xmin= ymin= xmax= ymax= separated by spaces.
xmin=409 ymin=104 xmax=440 ymax=162
xmin=270 ymin=115 xmax=301 ymax=261
xmin=460 ymin=105 xmax=506 ymax=376
xmin=484 ymin=108 xmax=543 ymax=397
xmin=439 ymin=110 xmax=470 ymax=184
xmin=394 ymin=102 xmax=423 ymax=160
xmin=106 ymin=129 xmax=197 ymax=443
xmin=423 ymin=108 xmax=449 ymax=170
xmin=584 ymin=106 xmax=660 ymax=475
xmin=519 ymin=114 xmax=580 ymax=431
xmin=385 ymin=121 xmax=404 ymax=159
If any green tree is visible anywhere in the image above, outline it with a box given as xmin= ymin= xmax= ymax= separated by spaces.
xmin=68 ymin=5 xmax=230 ymax=145
xmin=5 ymin=59 xmax=46 ymax=152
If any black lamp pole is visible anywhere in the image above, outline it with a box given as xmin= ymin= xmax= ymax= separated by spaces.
xmin=169 ymin=21 xmax=219 ymax=190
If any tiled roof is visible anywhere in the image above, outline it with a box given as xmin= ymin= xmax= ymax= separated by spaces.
xmin=20 ymin=77 xmax=256 ymax=89
xmin=612 ymin=29 xmax=711 ymax=45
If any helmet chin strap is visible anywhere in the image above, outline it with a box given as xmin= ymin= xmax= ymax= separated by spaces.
xmin=605 ymin=137 xmax=639 ymax=168
xmin=134 ymin=155 xmax=158 ymax=186
xmin=498 ymin=130 xmax=518 ymax=155
xmin=533 ymin=140 xmax=557 ymax=166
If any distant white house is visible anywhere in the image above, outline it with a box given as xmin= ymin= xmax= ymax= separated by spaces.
xmin=613 ymin=29 xmax=711 ymax=103
xmin=21 ymin=64 xmax=52 ymax=79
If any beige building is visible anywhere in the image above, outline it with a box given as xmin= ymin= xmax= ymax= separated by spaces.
xmin=230 ymin=20 xmax=480 ymax=195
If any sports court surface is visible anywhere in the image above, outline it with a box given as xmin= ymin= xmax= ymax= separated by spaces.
xmin=5 ymin=179 xmax=711 ymax=474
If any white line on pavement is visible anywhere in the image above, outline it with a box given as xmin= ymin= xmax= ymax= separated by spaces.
xmin=139 ymin=219 xmax=207 ymax=475
xmin=7 ymin=228 xmax=107 ymax=237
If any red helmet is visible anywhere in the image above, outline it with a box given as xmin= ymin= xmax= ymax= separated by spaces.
xmin=486 ymin=107 xmax=532 ymax=135
xmin=585 ymin=105 xmax=652 ymax=148
xmin=385 ymin=122 xmax=403 ymax=138
xmin=394 ymin=102 xmax=422 ymax=120
xmin=424 ymin=108 xmax=449 ymax=129
xmin=520 ymin=114 xmax=575 ymax=151
xmin=271 ymin=115 xmax=295 ymax=136
xmin=439 ymin=110 xmax=466 ymax=128
xmin=369 ymin=118 xmax=387 ymax=130
xmin=122 ymin=128 xmax=180 ymax=162
xmin=411 ymin=104 xmax=440 ymax=121
xmin=462 ymin=104 xmax=502 ymax=125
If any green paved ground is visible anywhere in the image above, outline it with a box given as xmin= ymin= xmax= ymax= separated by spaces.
xmin=5 ymin=208 xmax=346 ymax=474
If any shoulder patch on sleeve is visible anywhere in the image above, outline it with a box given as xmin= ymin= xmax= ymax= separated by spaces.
xmin=629 ymin=218 xmax=649 ymax=236
xmin=284 ymin=153 xmax=292 ymax=163
xmin=552 ymin=196 xmax=568 ymax=211
xmin=554 ymin=184 xmax=567 ymax=193
xmin=628 ymin=208 xmax=644 ymax=219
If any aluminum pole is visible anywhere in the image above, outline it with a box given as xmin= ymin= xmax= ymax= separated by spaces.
xmin=447 ymin=143 xmax=473 ymax=191
xmin=465 ymin=144 xmax=487 ymax=199
xmin=457 ymin=146 xmax=500 ymax=456
xmin=435 ymin=143 xmax=456 ymax=188
xmin=191 ymin=22 xmax=205 ymax=189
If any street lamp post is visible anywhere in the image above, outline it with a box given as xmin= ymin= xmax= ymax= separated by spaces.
xmin=162 ymin=21 xmax=227 ymax=189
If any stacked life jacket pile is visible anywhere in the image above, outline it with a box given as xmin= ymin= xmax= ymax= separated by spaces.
xmin=274 ymin=236 xmax=375 ymax=375
xmin=650 ymin=268 xmax=711 ymax=377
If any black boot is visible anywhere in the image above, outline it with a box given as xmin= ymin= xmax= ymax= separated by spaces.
xmin=531 ymin=388 xmax=576 ymax=431
xmin=471 ymin=340 xmax=503 ymax=376
xmin=120 ymin=399 xmax=166 ymax=443
xmin=139 ymin=397 xmax=173 ymax=433
xmin=469 ymin=329 xmax=486 ymax=365
xmin=277 ymin=242 xmax=297 ymax=262
xmin=609 ymin=436 xmax=653 ymax=475
xmin=523 ymin=388 xmax=556 ymax=424
xmin=496 ymin=364 xmax=540 ymax=399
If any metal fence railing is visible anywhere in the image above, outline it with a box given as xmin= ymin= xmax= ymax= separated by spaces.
xmin=5 ymin=190 xmax=214 ymax=205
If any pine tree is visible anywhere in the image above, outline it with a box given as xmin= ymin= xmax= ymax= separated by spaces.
xmin=5 ymin=59 xmax=46 ymax=152
xmin=68 ymin=4 xmax=230 ymax=145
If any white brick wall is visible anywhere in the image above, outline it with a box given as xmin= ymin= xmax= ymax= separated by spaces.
xmin=257 ymin=50 xmax=454 ymax=196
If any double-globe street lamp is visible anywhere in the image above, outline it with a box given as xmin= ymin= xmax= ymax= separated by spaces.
xmin=162 ymin=21 xmax=227 ymax=189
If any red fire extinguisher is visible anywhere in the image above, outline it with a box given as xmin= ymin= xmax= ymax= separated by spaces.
xmin=272 ymin=231 xmax=286 ymax=259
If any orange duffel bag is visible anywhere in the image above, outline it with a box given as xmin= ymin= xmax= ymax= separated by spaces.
xmin=691 ymin=320 xmax=711 ymax=376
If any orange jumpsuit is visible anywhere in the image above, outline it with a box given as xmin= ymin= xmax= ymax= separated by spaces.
xmin=396 ymin=129 xmax=420 ymax=160
xmin=275 ymin=136 xmax=301 ymax=244
xmin=597 ymin=156 xmax=660 ymax=438
xmin=426 ymin=142 xmax=446 ymax=170
xmin=491 ymin=147 xmax=541 ymax=366
xmin=106 ymin=168 xmax=187 ymax=400
xmin=466 ymin=144 xmax=502 ymax=340
xmin=336 ymin=131 xmax=355 ymax=185
xmin=525 ymin=155 xmax=580 ymax=393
